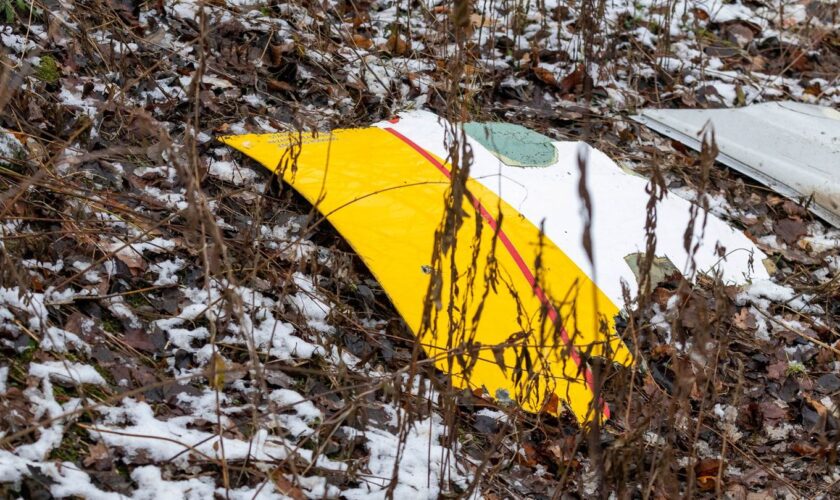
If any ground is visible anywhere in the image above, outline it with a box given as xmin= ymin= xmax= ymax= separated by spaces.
xmin=0 ymin=0 xmax=839 ymax=498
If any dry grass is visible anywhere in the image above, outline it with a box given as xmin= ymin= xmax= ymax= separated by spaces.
xmin=0 ymin=0 xmax=838 ymax=498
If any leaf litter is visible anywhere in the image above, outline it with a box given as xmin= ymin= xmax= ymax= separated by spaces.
xmin=0 ymin=0 xmax=838 ymax=497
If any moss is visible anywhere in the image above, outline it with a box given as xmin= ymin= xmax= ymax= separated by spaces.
xmin=8 ymin=339 xmax=38 ymax=381
xmin=49 ymin=425 xmax=89 ymax=463
xmin=101 ymin=315 xmax=122 ymax=334
xmin=124 ymin=292 xmax=148 ymax=308
xmin=93 ymin=364 xmax=115 ymax=386
xmin=35 ymin=55 xmax=60 ymax=84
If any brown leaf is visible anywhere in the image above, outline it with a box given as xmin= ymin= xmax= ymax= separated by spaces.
xmin=790 ymin=441 xmax=825 ymax=457
xmin=532 ymin=66 xmax=558 ymax=87
xmin=650 ymin=343 xmax=676 ymax=360
xmin=122 ymin=327 xmax=166 ymax=354
xmin=545 ymin=435 xmax=579 ymax=466
xmin=559 ymin=65 xmax=586 ymax=94
xmin=542 ymin=393 xmax=559 ymax=414
xmin=383 ymin=34 xmax=408 ymax=56
xmin=270 ymin=471 xmax=307 ymax=500
xmin=749 ymin=54 xmax=767 ymax=72
xmin=351 ymin=34 xmax=373 ymax=50
xmin=759 ymin=401 xmax=787 ymax=424
xmin=803 ymin=81 xmax=822 ymax=97
xmin=766 ymin=194 xmax=785 ymax=207
xmin=732 ymin=307 xmax=757 ymax=330
xmin=652 ymin=287 xmax=674 ymax=309
xmin=83 ymin=442 xmax=114 ymax=471
xmin=516 ymin=442 xmax=539 ymax=467
xmin=111 ymin=247 xmax=145 ymax=274
xmin=268 ymin=79 xmax=295 ymax=92
xmin=695 ymin=458 xmax=723 ymax=491
xmin=787 ymin=49 xmax=812 ymax=72
xmin=269 ymin=43 xmax=294 ymax=66
xmin=781 ymin=200 xmax=808 ymax=217
xmin=723 ymin=21 xmax=757 ymax=48
xmin=774 ymin=217 xmax=808 ymax=244
xmin=767 ymin=360 xmax=788 ymax=380
xmin=680 ymin=295 xmax=708 ymax=330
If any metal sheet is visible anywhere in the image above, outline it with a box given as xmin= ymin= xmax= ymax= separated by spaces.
xmin=220 ymin=111 xmax=769 ymax=423
xmin=220 ymin=121 xmax=632 ymax=424
xmin=633 ymin=102 xmax=840 ymax=227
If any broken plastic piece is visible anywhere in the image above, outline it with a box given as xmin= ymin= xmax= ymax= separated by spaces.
xmin=220 ymin=111 xmax=767 ymax=423
xmin=633 ymin=101 xmax=840 ymax=228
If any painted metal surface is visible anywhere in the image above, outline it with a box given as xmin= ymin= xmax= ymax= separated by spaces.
xmin=463 ymin=122 xmax=558 ymax=167
xmin=633 ymin=101 xmax=840 ymax=227
xmin=220 ymin=111 xmax=769 ymax=423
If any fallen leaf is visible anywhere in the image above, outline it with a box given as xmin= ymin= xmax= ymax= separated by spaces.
xmin=816 ymin=373 xmax=840 ymax=392
xmin=790 ymin=441 xmax=825 ymax=457
xmin=351 ymin=34 xmax=373 ymax=50
xmin=723 ymin=21 xmax=757 ymax=48
xmin=695 ymin=458 xmax=723 ymax=491
xmin=208 ymin=353 xmax=227 ymax=390
xmin=270 ymin=471 xmax=306 ymax=500
xmin=83 ymin=442 xmax=114 ymax=471
xmin=559 ymin=65 xmax=586 ymax=94
xmin=542 ymin=393 xmax=560 ymax=414
xmin=767 ymin=360 xmax=788 ymax=380
xmin=518 ymin=442 xmax=539 ymax=467
xmin=532 ymin=66 xmax=558 ymax=87
xmin=268 ymin=79 xmax=295 ymax=92
xmin=383 ymin=34 xmax=408 ymax=56
xmin=774 ymin=217 xmax=808 ymax=244
xmin=759 ymin=401 xmax=787 ymax=424
xmin=732 ymin=307 xmax=757 ymax=330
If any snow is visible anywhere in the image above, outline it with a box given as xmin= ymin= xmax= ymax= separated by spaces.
xmin=0 ymin=287 xmax=48 ymax=333
xmin=0 ymin=26 xmax=37 ymax=53
xmin=1 ymin=0 xmax=837 ymax=496
xmin=21 ymin=259 xmax=64 ymax=272
xmin=267 ymin=389 xmax=322 ymax=437
xmin=288 ymin=273 xmax=334 ymax=333
xmin=149 ymin=258 xmax=185 ymax=286
xmin=95 ymin=398 xmax=345 ymax=470
xmin=0 ymin=129 xmax=24 ymax=162
xmin=737 ymin=280 xmax=820 ymax=313
xmin=108 ymin=237 xmax=177 ymax=259
xmin=208 ymin=159 xmax=258 ymax=186
xmin=239 ymin=308 xmax=324 ymax=360
xmin=41 ymin=326 xmax=90 ymax=354
xmin=105 ymin=296 xmax=142 ymax=328
xmin=29 ymin=361 xmax=107 ymax=386
xmin=341 ymin=412 xmax=471 ymax=499
xmin=71 ymin=260 xmax=101 ymax=284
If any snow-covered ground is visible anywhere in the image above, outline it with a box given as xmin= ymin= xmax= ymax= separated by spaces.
xmin=1 ymin=0 xmax=839 ymax=497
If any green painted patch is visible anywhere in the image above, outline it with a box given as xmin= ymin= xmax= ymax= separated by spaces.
xmin=463 ymin=122 xmax=557 ymax=168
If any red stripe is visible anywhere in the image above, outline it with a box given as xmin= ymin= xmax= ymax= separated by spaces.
xmin=384 ymin=127 xmax=608 ymax=419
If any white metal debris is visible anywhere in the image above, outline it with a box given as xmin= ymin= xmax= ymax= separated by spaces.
xmin=633 ymin=102 xmax=840 ymax=227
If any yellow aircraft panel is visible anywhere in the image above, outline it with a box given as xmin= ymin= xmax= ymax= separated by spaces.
xmin=220 ymin=126 xmax=632 ymax=424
